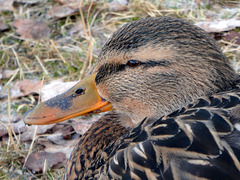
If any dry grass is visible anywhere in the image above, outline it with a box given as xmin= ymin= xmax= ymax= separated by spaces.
xmin=0 ymin=0 xmax=239 ymax=179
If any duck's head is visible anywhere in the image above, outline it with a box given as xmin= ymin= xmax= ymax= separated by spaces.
xmin=24 ymin=17 xmax=239 ymax=127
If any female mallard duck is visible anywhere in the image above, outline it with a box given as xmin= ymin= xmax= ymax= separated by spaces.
xmin=24 ymin=16 xmax=240 ymax=179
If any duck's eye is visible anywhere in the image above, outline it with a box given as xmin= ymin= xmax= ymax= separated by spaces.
xmin=127 ymin=60 xmax=140 ymax=67
xmin=74 ymin=88 xmax=85 ymax=96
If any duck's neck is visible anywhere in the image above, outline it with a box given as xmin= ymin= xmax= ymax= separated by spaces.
xmin=64 ymin=112 xmax=129 ymax=179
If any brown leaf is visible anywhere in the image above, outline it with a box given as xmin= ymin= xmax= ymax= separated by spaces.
xmin=46 ymin=124 xmax=73 ymax=145
xmin=0 ymin=20 xmax=9 ymax=31
xmin=68 ymin=22 xmax=85 ymax=37
xmin=46 ymin=1 xmax=97 ymax=19
xmin=24 ymin=151 xmax=66 ymax=172
xmin=50 ymin=124 xmax=74 ymax=141
xmin=225 ymin=31 xmax=240 ymax=45
xmin=195 ymin=19 xmax=240 ymax=33
xmin=0 ymin=0 xmax=14 ymax=12
xmin=20 ymin=124 xmax=55 ymax=142
xmin=38 ymin=137 xmax=79 ymax=158
xmin=47 ymin=133 xmax=65 ymax=145
xmin=57 ymin=0 xmax=97 ymax=10
xmin=106 ymin=1 xmax=127 ymax=12
xmin=47 ymin=5 xmax=77 ymax=18
xmin=13 ymin=19 xmax=50 ymax=40
xmin=0 ymin=99 xmax=23 ymax=123
xmin=0 ymin=124 xmax=8 ymax=137
xmin=11 ymin=79 xmax=43 ymax=99
xmin=56 ymin=0 xmax=81 ymax=8
xmin=0 ymin=117 xmax=26 ymax=137
xmin=0 ymin=69 xmax=18 ymax=79
xmin=52 ymin=124 xmax=66 ymax=132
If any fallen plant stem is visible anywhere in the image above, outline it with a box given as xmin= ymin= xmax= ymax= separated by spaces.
xmin=50 ymin=40 xmax=66 ymax=63
xmin=35 ymin=55 xmax=49 ymax=75
xmin=12 ymin=48 xmax=24 ymax=80
xmin=7 ymin=87 xmax=19 ymax=151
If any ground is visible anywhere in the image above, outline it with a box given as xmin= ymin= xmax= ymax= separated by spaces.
xmin=0 ymin=0 xmax=239 ymax=179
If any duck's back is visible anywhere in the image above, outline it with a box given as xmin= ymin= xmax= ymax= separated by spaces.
xmin=104 ymin=86 xmax=240 ymax=180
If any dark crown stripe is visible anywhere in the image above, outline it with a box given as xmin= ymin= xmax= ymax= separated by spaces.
xmin=95 ymin=60 xmax=170 ymax=84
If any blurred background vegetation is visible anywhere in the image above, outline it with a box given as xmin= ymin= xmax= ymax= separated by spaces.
xmin=0 ymin=0 xmax=239 ymax=179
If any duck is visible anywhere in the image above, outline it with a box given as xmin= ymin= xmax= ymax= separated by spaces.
xmin=24 ymin=16 xmax=240 ymax=180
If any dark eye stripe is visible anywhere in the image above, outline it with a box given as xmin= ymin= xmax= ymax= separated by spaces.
xmin=95 ymin=63 xmax=126 ymax=84
xmin=95 ymin=60 xmax=170 ymax=84
xmin=143 ymin=60 xmax=170 ymax=68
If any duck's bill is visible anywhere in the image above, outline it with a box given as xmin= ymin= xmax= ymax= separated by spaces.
xmin=24 ymin=73 xmax=113 ymax=125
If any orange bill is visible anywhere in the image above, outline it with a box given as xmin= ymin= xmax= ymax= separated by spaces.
xmin=24 ymin=73 xmax=113 ymax=125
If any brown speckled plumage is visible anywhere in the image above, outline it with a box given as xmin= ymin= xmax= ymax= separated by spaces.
xmin=64 ymin=112 xmax=128 ymax=179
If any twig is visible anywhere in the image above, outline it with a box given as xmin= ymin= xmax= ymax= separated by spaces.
xmin=79 ymin=0 xmax=89 ymax=79
xmin=4 ymin=69 xmax=19 ymax=89
xmin=43 ymin=158 xmax=48 ymax=175
xmin=86 ymin=0 xmax=94 ymax=69
xmin=7 ymin=87 xmax=19 ymax=151
xmin=50 ymin=40 xmax=66 ymax=63
xmin=12 ymin=48 xmax=24 ymax=80
xmin=78 ymin=0 xmax=95 ymax=80
xmin=23 ymin=125 xmax=38 ymax=169
xmin=35 ymin=55 xmax=49 ymax=75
